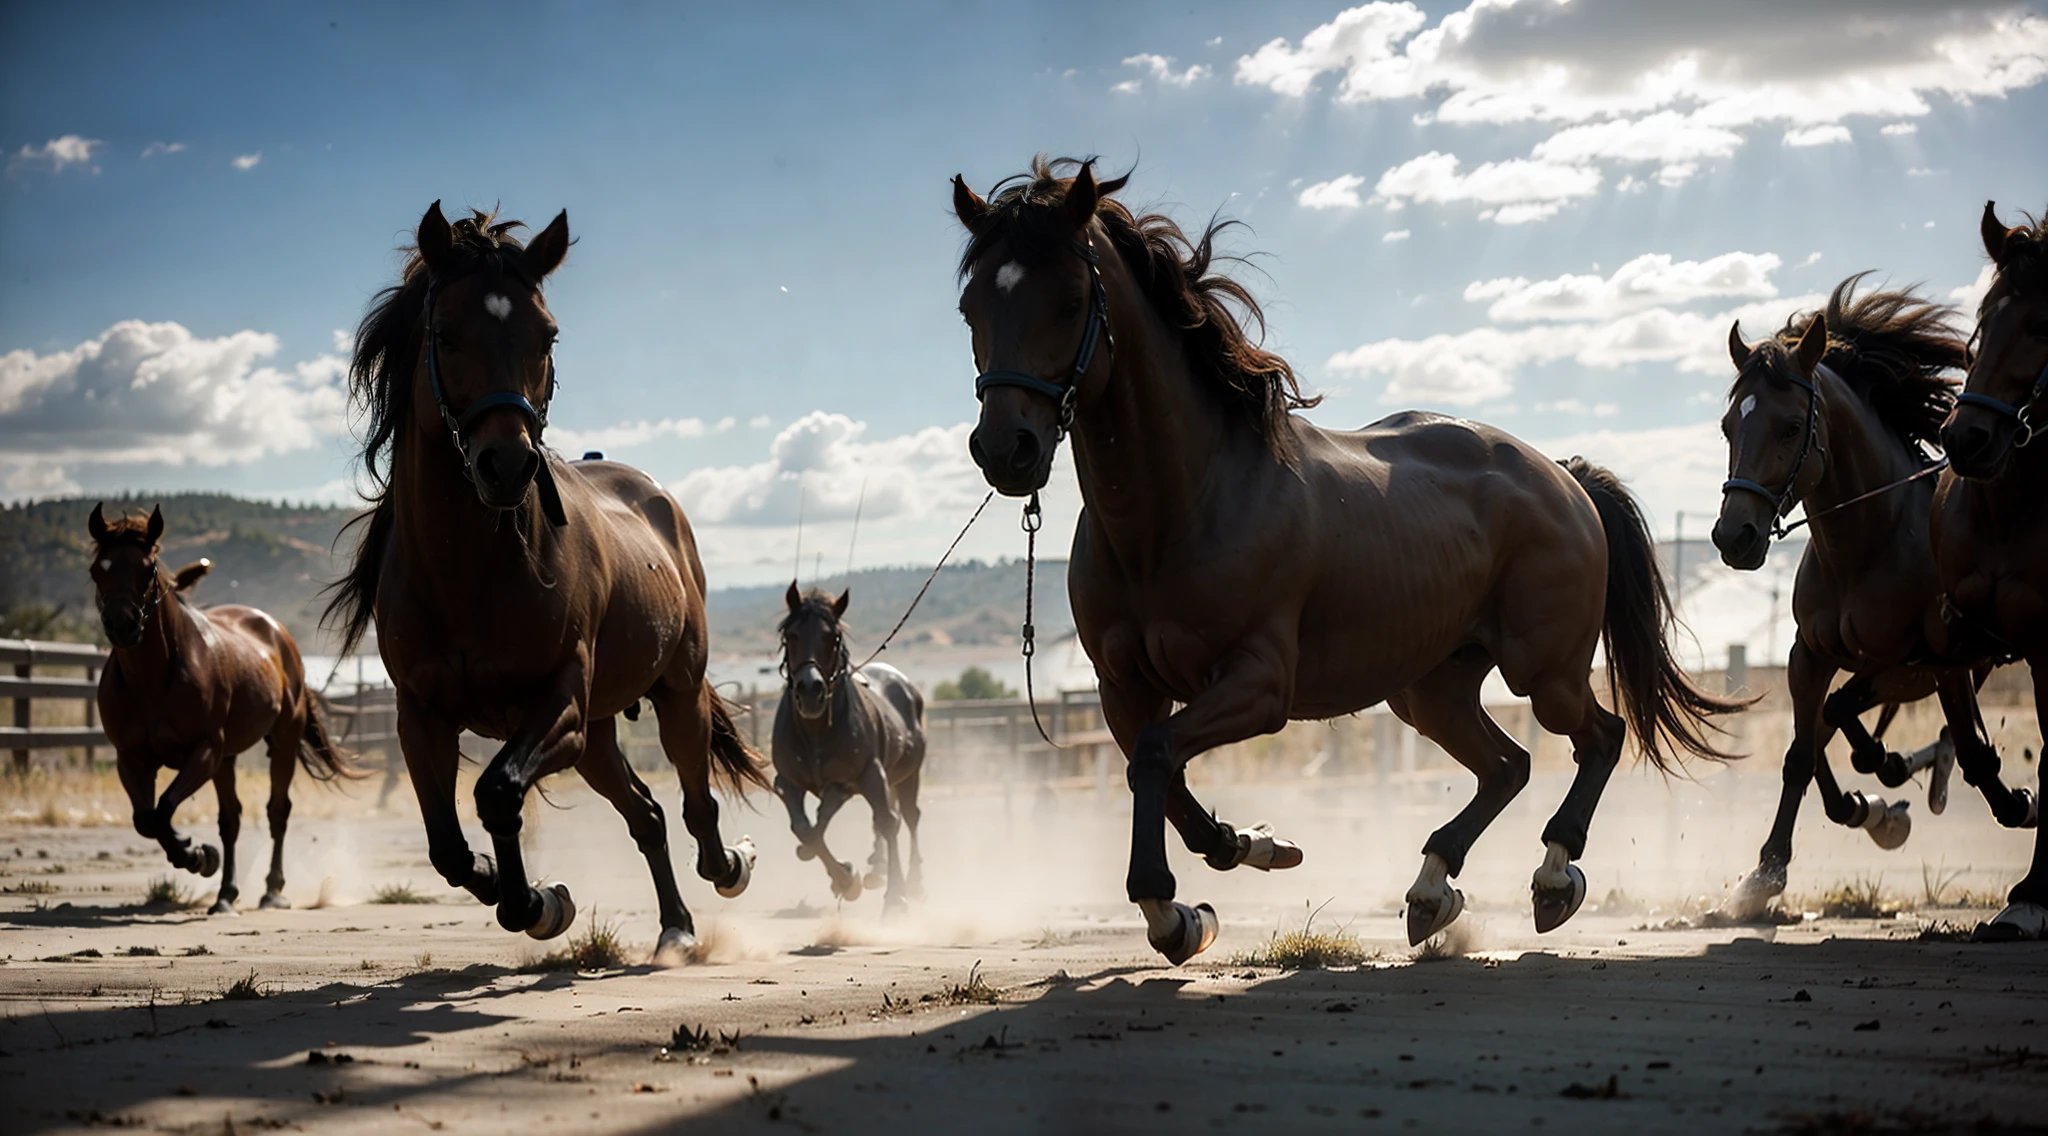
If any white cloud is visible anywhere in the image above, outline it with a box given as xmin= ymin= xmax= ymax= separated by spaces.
xmin=1530 ymin=112 xmax=1743 ymax=172
xmin=10 ymin=135 xmax=102 ymax=174
xmin=1464 ymin=252 xmax=1783 ymax=323
xmin=1880 ymin=122 xmax=1918 ymax=136
xmin=0 ymin=320 xmax=346 ymax=467
xmin=1906 ymin=166 xmax=1938 ymax=177
xmin=748 ymin=414 xmax=773 ymax=429
xmin=1534 ymin=420 xmax=1729 ymax=530
xmin=1119 ymin=53 xmax=1211 ymax=91
xmin=1382 ymin=229 xmax=1411 ymax=242
xmin=1373 ymin=151 xmax=1600 ymax=223
xmin=549 ymin=416 xmax=725 ymax=455
xmin=1952 ymin=265 xmax=1996 ymax=311
xmin=1298 ymin=173 xmax=1368 ymax=210
xmin=140 ymin=141 xmax=185 ymax=159
xmin=1536 ymin=399 xmax=1620 ymax=417
xmin=1801 ymin=251 xmax=1823 ymax=267
xmin=231 ymin=152 xmax=262 ymax=171
xmin=1782 ymin=124 xmax=1851 ymax=148
xmin=671 ymin=412 xmax=981 ymax=527
xmin=2 ymin=462 xmax=80 ymax=502
xmin=1111 ymin=79 xmax=1143 ymax=95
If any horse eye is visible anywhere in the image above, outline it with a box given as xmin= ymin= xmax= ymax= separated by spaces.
xmin=1777 ymin=421 xmax=1801 ymax=440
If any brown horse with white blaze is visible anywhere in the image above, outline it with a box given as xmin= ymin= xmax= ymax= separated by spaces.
xmin=90 ymin=504 xmax=353 ymax=913
xmin=327 ymin=203 xmax=766 ymax=958
xmin=952 ymin=157 xmax=1745 ymax=963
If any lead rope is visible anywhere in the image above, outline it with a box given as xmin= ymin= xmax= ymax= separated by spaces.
xmin=1021 ymin=492 xmax=1062 ymax=748
xmin=1772 ymin=457 xmax=1950 ymax=538
xmin=854 ymin=490 xmax=996 ymax=670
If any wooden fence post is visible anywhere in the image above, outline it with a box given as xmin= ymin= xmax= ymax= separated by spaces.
xmin=11 ymin=662 xmax=28 ymax=774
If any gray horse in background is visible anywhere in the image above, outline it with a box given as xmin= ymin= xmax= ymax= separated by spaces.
xmin=772 ymin=585 xmax=927 ymax=911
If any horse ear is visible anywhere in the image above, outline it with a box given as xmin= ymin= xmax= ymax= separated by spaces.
xmin=1983 ymin=200 xmax=2011 ymax=266
xmin=525 ymin=210 xmax=570 ymax=279
xmin=1064 ymin=160 xmax=1101 ymax=229
xmin=418 ymin=200 xmax=454 ymax=277
xmin=833 ymin=588 xmax=850 ymax=619
xmin=146 ymin=505 xmax=164 ymax=546
xmin=1793 ymin=312 xmax=1827 ymax=376
xmin=1727 ymin=321 xmax=1750 ymax=370
xmin=952 ymin=175 xmax=989 ymax=232
xmin=88 ymin=503 xmax=108 ymax=543
xmin=786 ymin=580 xmax=802 ymax=611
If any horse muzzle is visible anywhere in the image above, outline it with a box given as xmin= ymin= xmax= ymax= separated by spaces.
xmin=1710 ymin=510 xmax=1768 ymax=571
xmin=100 ymin=605 xmax=145 ymax=648
xmin=467 ymin=436 xmax=541 ymax=509
xmin=1941 ymin=410 xmax=2019 ymax=481
xmin=969 ymin=422 xmax=1053 ymax=497
xmin=790 ymin=664 xmax=831 ymax=721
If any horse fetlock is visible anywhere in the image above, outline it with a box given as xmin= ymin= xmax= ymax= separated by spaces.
xmin=1531 ymin=842 xmax=1587 ymax=934
xmin=715 ymin=836 xmax=757 ymax=898
xmin=1138 ymin=898 xmax=1218 ymax=965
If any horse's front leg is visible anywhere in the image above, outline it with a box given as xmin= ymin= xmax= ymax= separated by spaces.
xmin=1118 ymin=646 xmax=1294 ymax=965
xmin=119 ymin=743 xmax=224 ymax=880
xmin=396 ymin=690 xmax=499 ymax=908
xmin=1936 ymin=671 xmax=2037 ymax=829
xmin=208 ymin=757 xmax=243 ymax=914
xmin=1975 ymin=659 xmax=2048 ymax=941
xmin=807 ymin=787 xmax=861 ymax=900
xmin=1723 ymin=643 xmax=1838 ymax=919
xmin=473 ymin=665 xmax=588 ymax=938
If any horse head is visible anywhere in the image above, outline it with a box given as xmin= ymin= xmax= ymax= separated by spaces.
xmin=87 ymin=503 xmax=167 ymax=648
xmin=1945 ymin=201 xmax=2048 ymax=479
xmin=781 ymin=582 xmax=850 ymax=722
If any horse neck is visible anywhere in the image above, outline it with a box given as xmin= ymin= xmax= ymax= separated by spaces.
xmin=1802 ymin=367 xmax=1927 ymax=565
xmin=112 ymin=574 xmax=191 ymax=689
xmin=390 ymin=420 xmax=549 ymax=593
xmin=1067 ymin=267 xmax=1233 ymax=573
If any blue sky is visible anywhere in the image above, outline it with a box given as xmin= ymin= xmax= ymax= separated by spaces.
xmin=5 ymin=1 xmax=2046 ymax=584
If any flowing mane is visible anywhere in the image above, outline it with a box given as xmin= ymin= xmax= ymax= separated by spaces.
xmin=958 ymin=156 xmax=1320 ymax=459
xmin=1758 ymin=273 xmax=1965 ymax=453
xmin=322 ymin=209 xmax=537 ymax=655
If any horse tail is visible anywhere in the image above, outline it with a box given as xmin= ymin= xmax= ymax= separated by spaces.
xmin=298 ymin=691 xmax=363 ymax=782
xmin=1563 ymin=457 xmax=1753 ymax=773
xmin=706 ymin=691 xmax=771 ymax=796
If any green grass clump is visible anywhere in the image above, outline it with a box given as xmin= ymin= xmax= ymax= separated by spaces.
xmin=369 ymin=882 xmax=434 ymax=905
xmin=1231 ymin=902 xmax=1374 ymax=970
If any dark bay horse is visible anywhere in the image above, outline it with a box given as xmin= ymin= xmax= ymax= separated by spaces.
xmin=327 ymin=203 xmax=766 ymax=959
xmin=90 ymin=505 xmax=352 ymax=913
xmin=1710 ymin=277 xmax=2030 ymax=918
xmin=953 ymin=158 xmax=1743 ymax=962
xmin=772 ymin=585 xmax=927 ymax=910
xmin=1934 ymin=201 xmax=2048 ymax=940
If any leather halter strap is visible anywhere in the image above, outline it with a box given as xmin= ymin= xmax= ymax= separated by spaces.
xmin=1954 ymin=353 xmax=2048 ymax=449
xmin=422 ymin=279 xmax=568 ymax=526
xmin=972 ymin=238 xmax=1113 ymax=438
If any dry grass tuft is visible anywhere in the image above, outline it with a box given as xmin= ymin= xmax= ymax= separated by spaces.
xmin=941 ymin=960 xmax=1000 ymax=1005
xmin=1811 ymin=876 xmax=1902 ymax=920
xmin=222 ymin=970 xmax=268 ymax=1001
xmin=3 ymin=878 xmax=58 ymax=895
xmin=143 ymin=875 xmax=199 ymax=910
xmin=530 ymin=913 xmax=629 ymax=973
xmin=369 ymin=881 xmax=434 ymax=905
xmin=1232 ymin=900 xmax=1374 ymax=970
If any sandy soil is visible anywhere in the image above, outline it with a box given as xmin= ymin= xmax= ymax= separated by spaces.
xmin=2 ymin=768 xmax=2043 ymax=1135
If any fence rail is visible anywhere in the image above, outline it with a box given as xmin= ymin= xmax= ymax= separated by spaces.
xmin=2 ymin=638 xmax=109 ymax=773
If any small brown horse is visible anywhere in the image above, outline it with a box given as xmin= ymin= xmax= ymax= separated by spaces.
xmin=772 ymin=585 xmax=927 ymax=909
xmin=327 ymin=203 xmax=766 ymax=958
xmin=90 ymin=505 xmax=352 ymax=913
xmin=1711 ymin=277 xmax=2030 ymax=918
xmin=1934 ymin=201 xmax=2048 ymax=940
xmin=953 ymin=157 xmax=1743 ymax=962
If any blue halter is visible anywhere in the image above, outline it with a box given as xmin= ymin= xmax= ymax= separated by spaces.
xmin=1722 ymin=364 xmax=1823 ymax=537
xmin=423 ymin=280 xmax=567 ymax=526
xmin=1955 ymin=321 xmax=2048 ymax=450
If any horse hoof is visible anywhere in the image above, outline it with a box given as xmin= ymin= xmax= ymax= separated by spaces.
xmin=1717 ymin=866 xmax=1788 ymax=922
xmin=258 ymin=892 xmax=290 ymax=910
xmin=831 ymin=873 xmax=864 ymax=902
xmin=525 ymin=882 xmax=577 ymax=941
xmin=1141 ymin=900 xmax=1218 ymax=966
xmin=194 ymin=844 xmax=221 ymax=878
xmin=1234 ymin=823 xmax=1304 ymax=872
xmin=209 ymin=898 xmax=238 ymax=916
xmin=1928 ymin=736 xmax=1955 ymax=816
xmin=1863 ymin=799 xmax=1912 ymax=850
xmin=1533 ymin=863 xmax=1588 ymax=934
xmin=652 ymin=926 xmax=699 ymax=966
xmin=1973 ymin=902 xmax=2048 ymax=942
xmin=1405 ymin=885 xmax=1465 ymax=947
xmin=716 ymin=838 xmax=757 ymax=899
xmin=2011 ymin=788 xmax=2040 ymax=830
xmin=796 ymin=843 xmax=817 ymax=862
xmin=863 ymin=871 xmax=886 ymax=890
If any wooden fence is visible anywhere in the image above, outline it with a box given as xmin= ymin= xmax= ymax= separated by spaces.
xmin=0 ymin=638 xmax=107 ymax=773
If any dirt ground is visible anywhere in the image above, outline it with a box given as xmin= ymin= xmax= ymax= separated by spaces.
xmin=2 ymin=766 xmax=2044 ymax=1135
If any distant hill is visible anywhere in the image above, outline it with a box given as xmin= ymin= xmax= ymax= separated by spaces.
xmin=1 ymin=493 xmax=1073 ymax=656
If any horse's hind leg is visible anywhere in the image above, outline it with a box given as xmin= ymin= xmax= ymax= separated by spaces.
xmin=258 ymin=710 xmax=304 ymax=909
xmin=1723 ymin=643 xmax=1842 ymax=918
xmin=648 ymin=685 xmax=754 ymax=898
xmin=209 ymin=758 xmax=243 ymax=915
xmin=855 ymin=761 xmax=906 ymax=913
xmin=1977 ymin=660 xmax=2048 ymax=941
xmin=1526 ymin=673 xmax=1624 ymax=935
xmin=1395 ymin=649 xmax=1532 ymax=945
xmin=897 ymin=766 xmax=925 ymax=899
xmin=396 ymin=692 xmax=500 ymax=909
xmin=577 ymin=715 xmax=697 ymax=961
xmin=1937 ymin=672 xmax=2038 ymax=829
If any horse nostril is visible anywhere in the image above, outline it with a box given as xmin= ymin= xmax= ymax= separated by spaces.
xmin=1010 ymin=429 xmax=1042 ymax=473
xmin=1961 ymin=426 xmax=1991 ymax=456
xmin=968 ymin=432 xmax=994 ymax=473
xmin=475 ymin=446 xmax=501 ymax=486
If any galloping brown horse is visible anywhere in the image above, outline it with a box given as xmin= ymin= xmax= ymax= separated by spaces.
xmin=1934 ymin=201 xmax=2048 ymax=940
xmin=327 ymin=204 xmax=766 ymax=958
xmin=90 ymin=505 xmax=353 ymax=913
xmin=953 ymin=157 xmax=1743 ymax=962
xmin=1711 ymin=277 xmax=2028 ymax=918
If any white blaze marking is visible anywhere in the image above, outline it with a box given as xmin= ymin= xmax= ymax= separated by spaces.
xmin=1739 ymin=394 xmax=1757 ymax=419
xmin=484 ymin=293 xmax=512 ymax=320
xmin=994 ymin=261 xmax=1027 ymax=293
xmin=98 ymin=559 xmax=112 ymax=571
